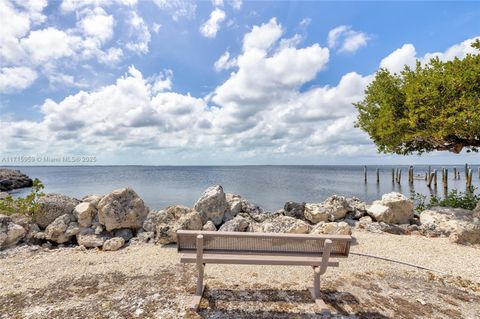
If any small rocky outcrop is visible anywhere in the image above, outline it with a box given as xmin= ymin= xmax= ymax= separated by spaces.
xmin=219 ymin=216 xmax=249 ymax=232
xmin=194 ymin=185 xmax=229 ymax=226
xmin=34 ymin=194 xmax=80 ymax=229
xmin=310 ymin=221 xmax=352 ymax=235
xmin=44 ymin=214 xmax=79 ymax=243
xmin=97 ymin=188 xmax=149 ymax=231
xmin=223 ymin=193 xmax=242 ymax=222
xmin=154 ymin=209 xmax=203 ymax=244
xmin=202 ymin=221 xmax=217 ymax=231
xmin=261 ymin=216 xmax=311 ymax=234
xmin=76 ymin=228 xmax=112 ymax=248
xmin=367 ymin=192 xmax=414 ymax=224
xmin=103 ymin=237 xmax=125 ymax=251
xmin=0 ymin=169 xmax=33 ymax=191
xmin=0 ymin=214 xmax=26 ymax=249
xmin=419 ymin=207 xmax=480 ymax=245
xmin=346 ymin=197 xmax=367 ymax=219
xmin=81 ymin=195 xmax=103 ymax=207
xmin=358 ymin=221 xmax=406 ymax=235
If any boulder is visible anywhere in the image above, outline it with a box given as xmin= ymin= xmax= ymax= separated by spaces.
xmin=346 ymin=197 xmax=367 ymax=219
xmin=305 ymin=195 xmax=350 ymax=223
xmin=76 ymin=228 xmax=111 ymax=248
xmin=194 ymin=185 xmax=228 ymax=226
xmin=44 ymin=214 xmax=78 ymax=243
xmin=103 ymin=237 xmax=125 ymax=251
xmin=155 ymin=211 xmax=203 ymax=244
xmin=304 ymin=203 xmax=328 ymax=224
xmin=223 ymin=193 xmax=242 ymax=222
xmin=219 ymin=216 xmax=249 ymax=232
xmin=143 ymin=210 xmax=165 ymax=232
xmin=131 ymin=230 xmax=155 ymax=244
xmin=34 ymin=193 xmax=80 ymax=229
xmin=261 ymin=216 xmax=312 ymax=234
xmin=367 ymin=192 xmax=414 ymax=224
xmin=73 ymin=202 xmax=97 ymax=227
xmin=97 ymin=188 xmax=149 ymax=231
xmin=0 ymin=214 xmax=26 ymax=249
xmin=0 ymin=169 xmax=32 ymax=191
xmin=419 ymin=207 xmax=480 ymax=245
xmin=241 ymin=200 xmax=266 ymax=222
xmin=113 ymin=228 xmax=133 ymax=242
xmin=310 ymin=221 xmax=352 ymax=235
xmin=81 ymin=195 xmax=103 ymax=207
xmin=284 ymin=201 xmax=305 ymax=219
xmin=202 ymin=221 xmax=217 ymax=231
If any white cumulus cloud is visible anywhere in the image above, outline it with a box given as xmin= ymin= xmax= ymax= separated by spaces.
xmin=200 ymin=8 xmax=226 ymax=38
xmin=328 ymin=25 xmax=370 ymax=53
xmin=0 ymin=66 xmax=38 ymax=93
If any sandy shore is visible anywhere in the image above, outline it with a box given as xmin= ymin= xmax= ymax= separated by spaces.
xmin=1 ymin=230 xmax=479 ymax=318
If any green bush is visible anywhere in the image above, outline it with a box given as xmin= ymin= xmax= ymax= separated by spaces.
xmin=411 ymin=188 xmax=480 ymax=213
xmin=0 ymin=178 xmax=45 ymax=216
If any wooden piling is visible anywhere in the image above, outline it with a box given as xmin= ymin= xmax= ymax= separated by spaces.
xmin=364 ymin=166 xmax=367 ymax=183
xmin=424 ymin=172 xmax=427 ymax=181
xmin=376 ymin=168 xmax=380 ymax=184
xmin=397 ymin=169 xmax=402 ymax=183
xmin=453 ymin=167 xmax=457 ymax=179
xmin=392 ymin=168 xmax=395 ymax=183
xmin=433 ymin=169 xmax=437 ymax=186
xmin=467 ymin=169 xmax=473 ymax=190
xmin=443 ymin=168 xmax=448 ymax=189
xmin=427 ymin=172 xmax=434 ymax=187
xmin=465 ymin=163 xmax=468 ymax=179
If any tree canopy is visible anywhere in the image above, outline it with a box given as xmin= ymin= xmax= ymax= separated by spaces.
xmin=354 ymin=39 xmax=480 ymax=155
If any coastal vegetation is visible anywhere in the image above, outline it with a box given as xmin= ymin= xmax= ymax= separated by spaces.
xmin=0 ymin=178 xmax=45 ymax=217
xmin=412 ymin=188 xmax=480 ymax=213
xmin=355 ymin=39 xmax=480 ymax=155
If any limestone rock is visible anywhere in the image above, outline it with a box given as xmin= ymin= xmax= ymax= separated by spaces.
xmin=284 ymin=201 xmax=305 ymax=219
xmin=219 ymin=216 xmax=249 ymax=232
xmin=367 ymin=192 xmax=414 ymax=224
xmin=34 ymin=193 xmax=80 ymax=229
xmin=97 ymin=188 xmax=149 ymax=231
xmin=473 ymin=202 xmax=480 ymax=219
xmin=0 ymin=169 xmax=32 ymax=191
xmin=305 ymin=196 xmax=350 ymax=223
xmin=419 ymin=207 xmax=480 ymax=245
xmin=346 ymin=197 xmax=367 ymax=219
xmin=143 ymin=210 xmax=165 ymax=232
xmin=194 ymin=185 xmax=228 ymax=226
xmin=360 ymin=221 xmax=405 ymax=235
xmin=310 ymin=221 xmax=352 ymax=235
xmin=155 ymin=211 xmax=203 ymax=244
xmin=223 ymin=193 xmax=242 ymax=222
xmin=202 ymin=221 xmax=217 ymax=231
xmin=44 ymin=214 xmax=77 ymax=244
xmin=103 ymin=237 xmax=125 ymax=251
xmin=73 ymin=202 xmax=97 ymax=227
xmin=76 ymin=228 xmax=111 ymax=248
xmin=81 ymin=195 xmax=103 ymax=207
xmin=261 ymin=216 xmax=311 ymax=234
xmin=0 ymin=214 xmax=26 ymax=250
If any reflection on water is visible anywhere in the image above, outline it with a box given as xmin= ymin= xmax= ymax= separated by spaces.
xmin=3 ymin=165 xmax=479 ymax=211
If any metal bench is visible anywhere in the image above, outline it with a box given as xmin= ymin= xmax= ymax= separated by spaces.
xmin=177 ymin=230 xmax=353 ymax=313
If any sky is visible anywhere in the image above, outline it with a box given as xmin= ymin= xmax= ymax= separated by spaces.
xmin=0 ymin=0 xmax=479 ymax=166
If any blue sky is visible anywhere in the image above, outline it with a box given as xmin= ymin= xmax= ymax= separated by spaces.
xmin=0 ymin=0 xmax=479 ymax=165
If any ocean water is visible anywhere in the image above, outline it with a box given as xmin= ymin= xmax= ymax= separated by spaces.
xmin=3 ymin=165 xmax=480 ymax=211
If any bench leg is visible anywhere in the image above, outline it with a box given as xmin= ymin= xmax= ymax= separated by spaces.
xmin=190 ymin=263 xmax=205 ymax=311
xmin=309 ymin=266 xmax=330 ymax=315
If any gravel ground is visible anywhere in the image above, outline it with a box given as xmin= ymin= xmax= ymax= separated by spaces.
xmin=0 ymin=230 xmax=479 ymax=318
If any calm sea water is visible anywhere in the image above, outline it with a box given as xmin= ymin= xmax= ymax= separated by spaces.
xmin=3 ymin=165 xmax=479 ymax=211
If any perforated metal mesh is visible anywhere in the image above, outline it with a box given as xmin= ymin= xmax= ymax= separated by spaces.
xmin=177 ymin=231 xmax=351 ymax=257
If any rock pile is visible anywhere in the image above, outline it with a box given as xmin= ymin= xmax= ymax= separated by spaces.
xmin=1 ymin=185 xmax=479 ymax=251
xmin=0 ymin=169 xmax=33 ymax=191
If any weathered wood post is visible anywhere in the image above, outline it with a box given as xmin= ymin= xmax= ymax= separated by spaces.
xmin=428 ymin=172 xmax=434 ymax=187
xmin=441 ymin=168 xmax=445 ymax=183
xmin=478 ymin=167 xmax=480 ymax=179
xmin=364 ymin=166 xmax=367 ymax=183
xmin=392 ymin=168 xmax=395 ymax=183
xmin=424 ymin=172 xmax=428 ymax=181
xmin=376 ymin=168 xmax=380 ymax=184
xmin=453 ymin=167 xmax=457 ymax=179
xmin=397 ymin=169 xmax=402 ymax=183
xmin=465 ymin=163 xmax=469 ymax=179
xmin=433 ymin=169 xmax=437 ymax=187
xmin=467 ymin=169 xmax=473 ymax=191
xmin=443 ymin=168 xmax=448 ymax=190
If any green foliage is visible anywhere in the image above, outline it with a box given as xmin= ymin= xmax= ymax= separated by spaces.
xmin=411 ymin=188 xmax=480 ymax=213
xmin=0 ymin=178 xmax=45 ymax=216
xmin=354 ymin=39 xmax=480 ymax=154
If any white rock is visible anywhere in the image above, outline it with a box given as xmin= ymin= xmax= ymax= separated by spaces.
xmin=194 ymin=185 xmax=228 ymax=226
xmin=34 ymin=194 xmax=80 ymax=229
xmin=367 ymin=192 xmax=413 ymax=224
xmin=305 ymin=195 xmax=350 ymax=223
xmin=103 ymin=237 xmax=125 ymax=251
xmin=0 ymin=215 xmax=26 ymax=250
xmin=44 ymin=214 xmax=76 ymax=244
xmin=97 ymin=188 xmax=149 ymax=231
xmin=261 ymin=216 xmax=311 ymax=234
xmin=74 ymin=202 xmax=97 ymax=227
xmin=310 ymin=222 xmax=352 ymax=235
xmin=219 ymin=216 xmax=249 ymax=232
xmin=202 ymin=221 xmax=217 ymax=231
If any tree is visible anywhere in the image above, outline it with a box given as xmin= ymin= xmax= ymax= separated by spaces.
xmin=354 ymin=39 xmax=480 ymax=154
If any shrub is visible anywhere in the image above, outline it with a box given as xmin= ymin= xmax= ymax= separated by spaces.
xmin=0 ymin=178 xmax=45 ymax=216
xmin=411 ymin=188 xmax=480 ymax=213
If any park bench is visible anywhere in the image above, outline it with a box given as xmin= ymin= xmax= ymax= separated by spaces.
xmin=177 ymin=230 xmax=353 ymax=313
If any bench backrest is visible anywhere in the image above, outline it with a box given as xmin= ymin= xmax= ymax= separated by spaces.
xmin=177 ymin=230 xmax=352 ymax=258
